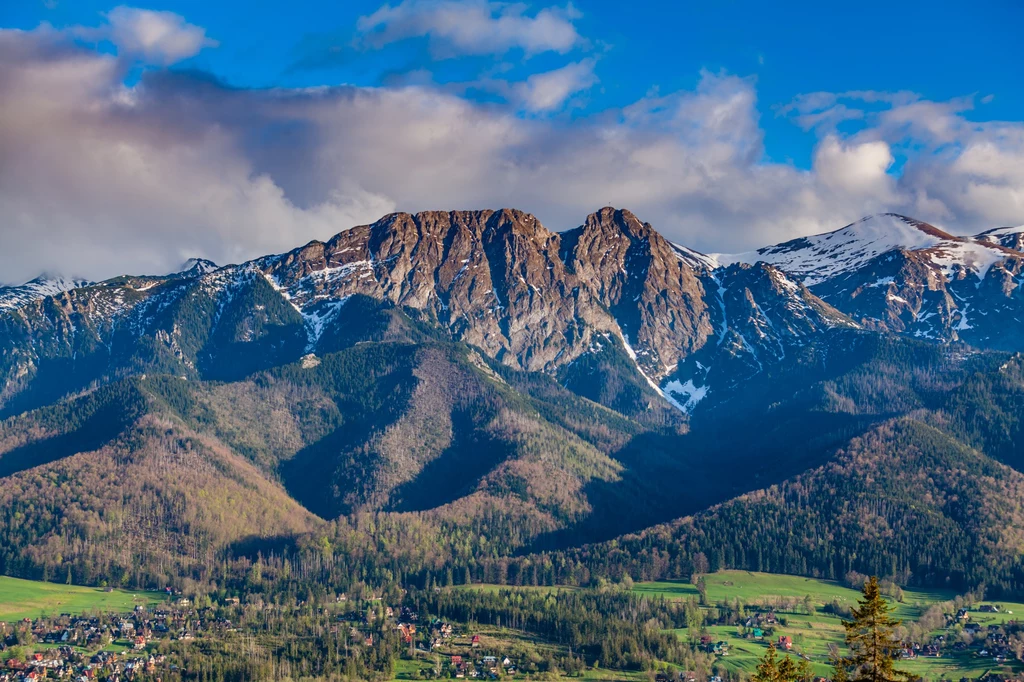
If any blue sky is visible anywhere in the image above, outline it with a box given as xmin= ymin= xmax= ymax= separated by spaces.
xmin=6 ymin=0 xmax=1021 ymax=169
xmin=1 ymin=0 xmax=1023 ymax=281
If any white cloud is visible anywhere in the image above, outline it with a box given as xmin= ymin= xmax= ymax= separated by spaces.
xmin=1 ymin=20 xmax=1023 ymax=284
xmin=72 ymin=6 xmax=217 ymax=65
xmin=515 ymin=59 xmax=596 ymax=112
xmin=780 ymin=89 xmax=1024 ymax=231
xmin=356 ymin=0 xmax=581 ymax=58
xmin=0 ymin=28 xmax=393 ymax=282
xmin=814 ymin=136 xmax=895 ymax=196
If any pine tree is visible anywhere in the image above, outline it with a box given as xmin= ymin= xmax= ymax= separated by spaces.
xmin=837 ymin=576 xmax=914 ymax=682
xmin=753 ymin=643 xmax=804 ymax=682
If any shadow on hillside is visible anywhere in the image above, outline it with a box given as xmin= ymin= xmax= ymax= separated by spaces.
xmin=387 ymin=409 xmax=515 ymax=512
xmin=280 ymin=424 xmax=385 ymax=520
xmin=521 ymin=409 xmax=891 ymax=554
xmin=229 ymin=533 xmax=303 ymax=559
xmin=0 ymin=354 xmax=112 ymax=421
xmin=0 ymin=396 xmax=136 ymax=478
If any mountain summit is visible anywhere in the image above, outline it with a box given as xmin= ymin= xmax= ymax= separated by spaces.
xmin=717 ymin=213 xmax=1008 ymax=285
xmin=0 ymin=274 xmax=91 ymax=311
xmin=717 ymin=213 xmax=1024 ymax=348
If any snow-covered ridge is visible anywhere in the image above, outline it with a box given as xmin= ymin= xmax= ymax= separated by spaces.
xmin=976 ymin=224 xmax=1024 ymax=240
xmin=975 ymin=225 xmax=1024 ymax=251
xmin=175 ymin=258 xmax=219 ymax=277
xmin=0 ymin=275 xmax=92 ymax=311
xmin=712 ymin=214 xmax=1010 ymax=286
xmin=670 ymin=242 xmax=720 ymax=271
xmin=0 ymin=258 xmax=222 ymax=314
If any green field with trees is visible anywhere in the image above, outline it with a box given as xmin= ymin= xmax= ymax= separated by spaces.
xmin=635 ymin=570 xmax=1024 ymax=680
xmin=0 ymin=575 xmax=163 ymax=622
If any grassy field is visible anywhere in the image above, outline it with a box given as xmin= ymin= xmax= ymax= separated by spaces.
xmin=633 ymin=571 xmax=960 ymax=620
xmin=454 ymin=573 xmax=1024 ymax=680
xmin=638 ymin=570 xmax=1024 ymax=681
xmin=0 ymin=576 xmax=164 ymax=622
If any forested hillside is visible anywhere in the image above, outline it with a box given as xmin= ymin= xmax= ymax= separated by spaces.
xmin=523 ymin=355 xmax=1024 ymax=596
xmin=2 ymin=208 xmax=1024 ymax=603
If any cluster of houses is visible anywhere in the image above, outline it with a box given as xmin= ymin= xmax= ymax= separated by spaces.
xmin=0 ymin=647 xmax=167 ymax=681
xmin=739 ymin=610 xmax=781 ymax=640
xmin=0 ymin=602 xmax=237 ymax=681
xmin=699 ymin=635 xmax=731 ymax=655
xmin=5 ymin=603 xmax=234 ymax=651
xmin=446 ymin=654 xmax=517 ymax=679
xmin=375 ymin=610 xmax=519 ymax=679
xmin=359 ymin=600 xmax=522 ymax=677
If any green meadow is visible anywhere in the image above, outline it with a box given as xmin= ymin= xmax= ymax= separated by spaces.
xmin=0 ymin=575 xmax=164 ymax=622
xmin=449 ymin=571 xmax=1024 ymax=679
xmin=637 ymin=570 xmax=1024 ymax=680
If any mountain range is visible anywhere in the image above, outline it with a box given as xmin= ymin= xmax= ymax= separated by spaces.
xmin=2 ymin=207 xmax=1024 ymax=593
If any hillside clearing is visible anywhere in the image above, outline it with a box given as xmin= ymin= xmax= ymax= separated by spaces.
xmin=0 ymin=576 xmax=164 ymax=622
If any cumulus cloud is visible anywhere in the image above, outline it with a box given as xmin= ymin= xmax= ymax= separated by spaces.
xmin=515 ymin=58 xmax=596 ymax=112
xmin=73 ymin=6 xmax=217 ymax=65
xmin=814 ymin=136 xmax=895 ymax=196
xmin=0 ymin=28 xmax=394 ymax=283
xmin=106 ymin=6 xmax=216 ymax=64
xmin=356 ymin=0 xmax=581 ymax=58
xmin=781 ymin=90 xmax=1024 ymax=228
xmin=1 ymin=17 xmax=1023 ymax=285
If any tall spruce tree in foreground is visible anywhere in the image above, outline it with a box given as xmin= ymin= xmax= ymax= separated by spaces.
xmin=836 ymin=576 xmax=915 ymax=682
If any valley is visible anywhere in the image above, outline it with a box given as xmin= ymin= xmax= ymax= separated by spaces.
xmin=5 ymin=570 xmax=1024 ymax=682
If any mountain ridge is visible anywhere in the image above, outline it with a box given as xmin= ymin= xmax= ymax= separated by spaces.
xmin=2 ymin=206 xmax=1023 ymax=422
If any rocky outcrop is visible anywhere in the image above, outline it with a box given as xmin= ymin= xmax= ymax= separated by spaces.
xmin=661 ymin=262 xmax=855 ymax=412
xmin=261 ymin=209 xmax=619 ymax=371
xmin=562 ymin=207 xmax=714 ymax=375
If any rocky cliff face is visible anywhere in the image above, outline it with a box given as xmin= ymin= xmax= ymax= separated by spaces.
xmin=259 ymin=209 xmax=619 ymax=372
xmin=660 ymin=262 xmax=856 ymax=411
xmin=561 ymin=207 xmax=713 ymax=375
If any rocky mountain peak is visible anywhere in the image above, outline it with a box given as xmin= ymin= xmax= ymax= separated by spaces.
xmin=715 ymin=213 xmax=1024 ymax=350
xmin=261 ymin=209 xmax=617 ymax=372
xmin=175 ymin=258 xmax=219 ymax=277
xmin=561 ymin=207 xmax=714 ymax=376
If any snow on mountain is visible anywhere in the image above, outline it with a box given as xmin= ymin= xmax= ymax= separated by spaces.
xmin=670 ymin=242 xmax=720 ymax=271
xmin=0 ymin=275 xmax=91 ymax=311
xmin=174 ymin=258 xmax=219 ymax=277
xmin=975 ymin=225 xmax=1024 ymax=252
xmin=715 ymin=214 xmax=1007 ymax=286
xmin=703 ymin=213 xmax=1024 ymax=349
xmin=655 ymin=261 xmax=857 ymax=414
